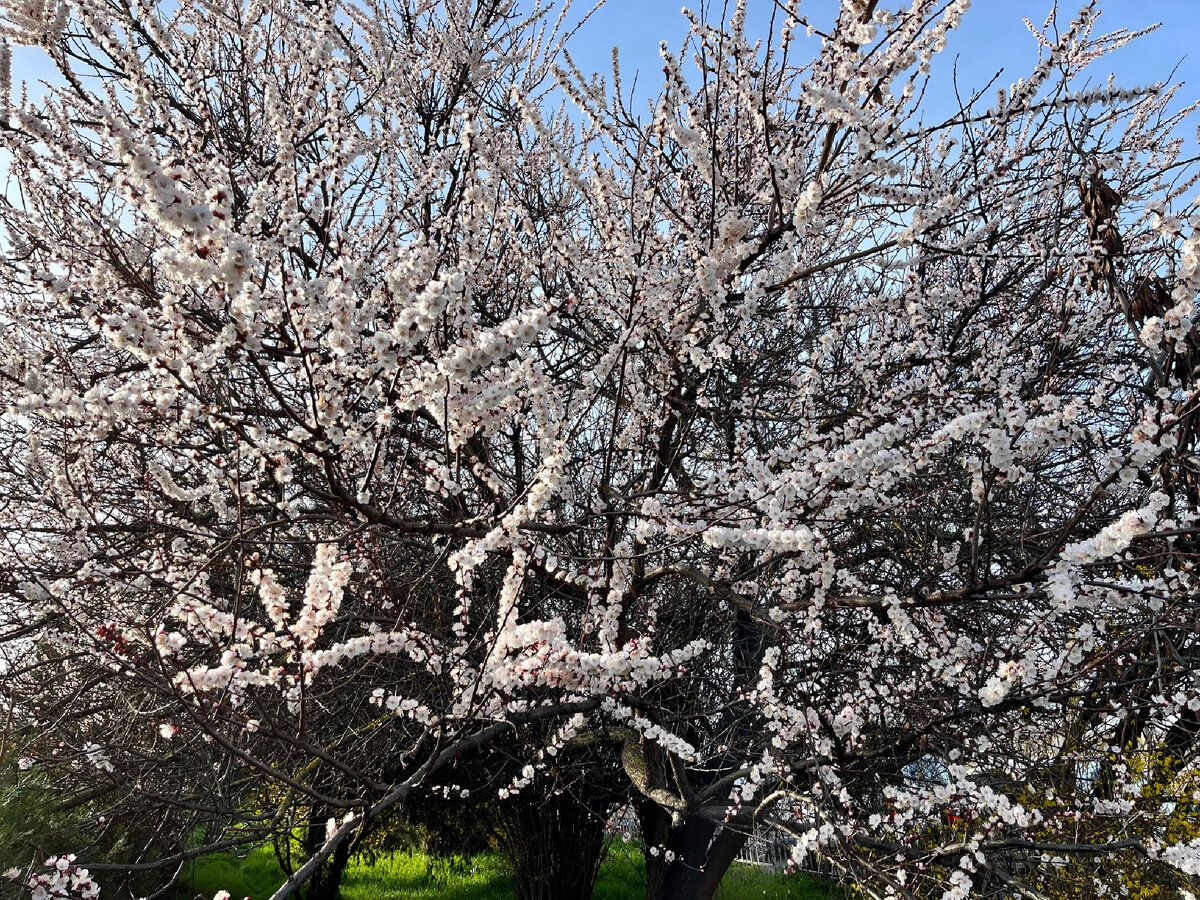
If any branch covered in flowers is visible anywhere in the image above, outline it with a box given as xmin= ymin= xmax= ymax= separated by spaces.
xmin=0 ymin=0 xmax=1199 ymax=897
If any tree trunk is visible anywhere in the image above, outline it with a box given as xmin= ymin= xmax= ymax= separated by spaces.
xmin=635 ymin=607 xmax=763 ymax=900
xmin=302 ymin=840 xmax=351 ymax=900
xmin=637 ymin=799 xmax=751 ymax=900
xmin=301 ymin=805 xmax=353 ymax=900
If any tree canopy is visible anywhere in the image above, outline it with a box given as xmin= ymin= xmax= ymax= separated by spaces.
xmin=2 ymin=1 xmax=1200 ymax=898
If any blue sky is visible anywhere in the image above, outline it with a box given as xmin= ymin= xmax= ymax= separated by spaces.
xmin=568 ymin=1 xmax=1200 ymax=134
xmin=9 ymin=1 xmax=1199 ymax=135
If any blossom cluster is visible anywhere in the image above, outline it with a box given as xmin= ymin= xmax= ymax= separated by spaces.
xmin=8 ymin=858 xmax=100 ymax=900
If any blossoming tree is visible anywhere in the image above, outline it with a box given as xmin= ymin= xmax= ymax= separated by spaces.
xmin=2 ymin=0 xmax=1200 ymax=898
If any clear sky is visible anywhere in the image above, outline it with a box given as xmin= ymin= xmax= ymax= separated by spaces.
xmin=9 ymin=1 xmax=1200 ymax=137
xmin=566 ymin=1 xmax=1200 ymax=139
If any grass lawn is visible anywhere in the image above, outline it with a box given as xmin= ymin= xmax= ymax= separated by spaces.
xmin=184 ymin=842 xmax=840 ymax=900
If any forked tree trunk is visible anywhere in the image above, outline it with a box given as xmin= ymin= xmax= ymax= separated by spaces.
xmin=637 ymin=798 xmax=751 ymax=900
xmin=636 ymin=607 xmax=763 ymax=900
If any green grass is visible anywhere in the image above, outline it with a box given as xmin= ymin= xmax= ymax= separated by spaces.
xmin=711 ymin=863 xmax=839 ymax=900
xmin=185 ymin=847 xmax=514 ymax=900
xmin=184 ymin=842 xmax=839 ymax=900
xmin=342 ymin=853 xmax=514 ymax=900
xmin=592 ymin=843 xmax=646 ymax=900
xmin=595 ymin=843 xmax=839 ymax=900
xmin=186 ymin=847 xmax=290 ymax=900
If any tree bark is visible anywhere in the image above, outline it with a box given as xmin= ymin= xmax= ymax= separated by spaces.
xmin=301 ymin=803 xmax=353 ymax=900
xmin=637 ymin=798 xmax=752 ymax=900
xmin=301 ymin=841 xmax=351 ymax=900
